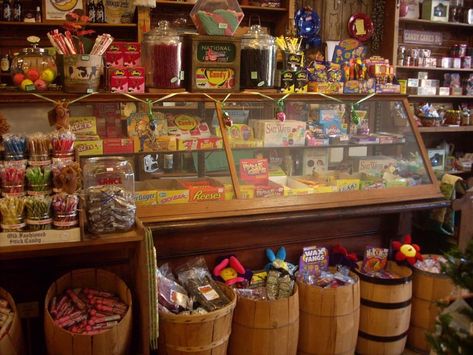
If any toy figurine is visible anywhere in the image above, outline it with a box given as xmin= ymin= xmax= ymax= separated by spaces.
xmin=48 ymin=100 xmax=70 ymax=130
xmin=265 ymin=246 xmax=297 ymax=274
xmin=330 ymin=244 xmax=358 ymax=269
xmin=213 ymin=255 xmax=252 ymax=287
xmin=392 ymin=234 xmax=423 ymax=265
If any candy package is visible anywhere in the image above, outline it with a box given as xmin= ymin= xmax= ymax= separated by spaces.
xmin=299 ymin=245 xmax=329 ymax=282
xmin=361 ymin=247 xmax=388 ymax=274
xmin=157 ymin=264 xmax=192 ymax=314
xmin=176 ymin=257 xmax=230 ymax=312
xmin=414 ymin=255 xmax=447 ymax=274
xmin=235 ymin=287 xmax=267 ymax=300
xmin=266 ymin=269 xmax=294 ymax=300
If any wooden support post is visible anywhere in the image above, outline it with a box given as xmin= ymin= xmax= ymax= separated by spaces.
xmin=453 ymin=189 xmax=473 ymax=252
xmin=137 ymin=6 xmax=151 ymax=42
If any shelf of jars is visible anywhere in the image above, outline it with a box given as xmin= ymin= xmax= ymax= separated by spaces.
xmin=399 ymin=17 xmax=473 ymax=28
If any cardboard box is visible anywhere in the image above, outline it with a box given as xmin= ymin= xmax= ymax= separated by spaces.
xmin=352 ymin=156 xmax=396 ymax=176
xmin=132 ymin=136 xmax=177 ymax=153
xmin=135 ymin=180 xmax=190 ymax=206
xmin=308 ymin=82 xmax=344 ymax=94
xmin=422 ymin=0 xmax=449 ymax=22
xmin=251 ymin=120 xmax=306 ymax=147
xmin=336 ymin=178 xmax=361 ymax=192
xmin=269 ymin=176 xmax=314 ymax=196
xmin=439 ymin=87 xmax=450 ymax=96
xmin=134 ymin=181 xmax=159 ymax=206
xmin=103 ymin=138 xmax=134 ymax=154
xmin=213 ymin=177 xmax=255 ymax=200
xmin=177 ymin=178 xmax=225 ymax=202
xmin=303 ymin=150 xmax=328 ymax=176
xmin=110 ymin=67 xmax=128 ymax=93
xmin=254 ymin=181 xmax=284 ymax=198
xmin=177 ymin=137 xmax=222 ymax=151
xmin=75 ymin=139 xmax=103 ymax=156
xmin=69 ymin=116 xmax=97 ymax=135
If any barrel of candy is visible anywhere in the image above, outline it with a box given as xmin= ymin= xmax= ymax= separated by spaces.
xmin=158 ymin=283 xmax=236 ymax=355
xmin=44 ymin=268 xmax=132 ymax=355
xmin=297 ymin=273 xmax=360 ymax=355
xmin=408 ymin=255 xmax=455 ymax=352
xmin=0 ymin=287 xmax=25 ymax=355
xmin=356 ymin=261 xmax=412 ymax=355
xmin=228 ymin=284 xmax=299 ymax=355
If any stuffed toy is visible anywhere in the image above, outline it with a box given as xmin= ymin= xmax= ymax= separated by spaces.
xmin=265 ymin=247 xmax=297 ymax=275
xmin=392 ymin=234 xmax=423 ymax=265
xmin=213 ymin=256 xmax=252 ymax=287
xmin=330 ymin=244 xmax=359 ymax=269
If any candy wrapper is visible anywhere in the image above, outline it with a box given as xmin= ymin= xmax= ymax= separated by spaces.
xmin=48 ymin=287 xmax=128 ymax=335
xmin=176 ymin=257 xmax=231 ymax=312
xmin=157 ymin=265 xmax=192 ymax=313
xmin=235 ymin=287 xmax=267 ymax=301
xmin=86 ymin=185 xmax=136 ymax=234
xmin=266 ymin=269 xmax=294 ymax=300
xmin=52 ymin=193 xmax=79 ymax=229
xmin=361 ymin=247 xmax=388 ymax=274
xmin=299 ymin=245 xmax=329 ymax=282
xmin=414 ymin=255 xmax=447 ymax=274
xmin=50 ymin=129 xmax=76 ymax=160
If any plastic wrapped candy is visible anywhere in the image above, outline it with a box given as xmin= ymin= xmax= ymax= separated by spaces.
xmin=414 ymin=255 xmax=447 ymax=274
xmin=157 ymin=265 xmax=192 ymax=314
xmin=190 ymin=0 xmax=244 ymax=36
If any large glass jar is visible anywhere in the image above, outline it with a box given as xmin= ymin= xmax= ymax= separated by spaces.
xmin=240 ymin=25 xmax=277 ymax=89
xmin=10 ymin=37 xmax=57 ymax=92
xmin=142 ymin=21 xmax=184 ymax=89
xmin=83 ymin=157 xmax=136 ymax=234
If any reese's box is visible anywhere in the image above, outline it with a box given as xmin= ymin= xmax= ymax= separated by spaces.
xmin=176 ymin=178 xmax=225 ymax=202
xmin=213 ymin=177 xmax=255 ymax=200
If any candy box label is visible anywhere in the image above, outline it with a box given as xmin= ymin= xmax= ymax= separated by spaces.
xmin=75 ymin=139 xmax=103 ymax=156
xmin=197 ymin=42 xmax=236 ymax=63
xmin=134 ymin=189 xmax=158 ymax=206
xmin=122 ymin=42 xmax=141 ymax=67
xmin=353 ymin=156 xmax=396 ymax=177
xmin=336 ymin=178 xmax=360 ymax=192
xmin=251 ymin=120 xmax=306 ymax=147
xmin=177 ymin=178 xmax=225 ymax=202
xmin=299 ymin=246 xmax=329 ymax=278
xmin=362 ymin=247 xmax=388 ymax=273
xmin=319 ymin=110 xmax=347 ymax=136
xmin=110 ymin=67 xmax=128 ymax=93
xmin=105 ymin=42 xmax=123 ymax=67
xmin=195 ymin=68 xmax=235 ymax=89
xmin=0 ymin=228 xmax=81 ymax=246
xmin=254 ymin=181 xmax=284 ymax=198
xmin=240 ymin=158 xmax=269 ymax=185
xmin=126 ymin=67 xmax=145 ymax=93
xmin=69 ymin=116 xmax=97 ymax=135
xmin=213 ymin=177 xmax=255 ymax=200
xmin=177 ymin=137 xmax=222 ymax=151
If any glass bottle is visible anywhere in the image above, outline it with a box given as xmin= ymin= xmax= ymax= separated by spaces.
xmin=2 ymin=0 xmax=11 ymax=21
xmin=142 ymin=21 xmax=185 ymax=89
xmin=12 ymin=0 xmax=20 ymax=21
xmin=35 ymin=5 xmax=40 ymax=22
xmin=0 ymin=52 xmax=10 ymax=72
xmin=240 ymin=25 xmax=277 ymax=89
xmin=87 ymin=0 xmax=95 ymax=23
xmin=95 ymin=0 xmax=105 ymax=23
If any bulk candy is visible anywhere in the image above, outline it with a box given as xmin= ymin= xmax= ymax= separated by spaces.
xmin=25 ymin=195 xmax=52 ymax=231
xmin=0 ymin=197 xmax=26 ymax=232
xmin=414 ymin=255 xmax=447 ymax=274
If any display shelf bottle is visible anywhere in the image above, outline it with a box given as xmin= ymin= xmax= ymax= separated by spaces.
xmin=2 ymin=0 xmax=11 ymax=21
xmin=35 ymin=5 xmax=41 ymax=22
xmin=87 ymin=0 xmax=96 ymax=23
xmin=240 ymin=24 xmax=277 ymax=89
xmin=142 ymin=20 xmax=185 ymax=89
xmin=95 ymin=0 xmax=105 ymax=23
xmin=12 ymin=0 xmax=20 ymax=22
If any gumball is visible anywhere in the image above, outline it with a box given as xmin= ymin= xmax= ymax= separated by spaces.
xmin=26 ymin=68 xmax=40 ymax=82
xmin=40 ymin=68 xmax=56 ymax=83
xmin=12 ymin=73 xmax=25 ymax=86
xmin=34 ymin=79 xmax=47 ymax=91
xmin=276 ymin=111 xmax=286 ymax=122
xmin=20 ymin=79 xmax=34 ymax=91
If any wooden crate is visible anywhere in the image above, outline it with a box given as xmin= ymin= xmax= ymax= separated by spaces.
xmin=185 ymin=35 xmax=241 ymax=93
xmin=44 ymin=268 xmax=132 ymax=355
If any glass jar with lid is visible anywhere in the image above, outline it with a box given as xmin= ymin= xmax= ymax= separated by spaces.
xmin=141 ymin=20 xmax=184 ymax=89
xmin=240 ymin=25 xmax=277 ymax=89
xmin=10 ymin=36 xmax=57 ymax=92
xmin=83 ymin=157 xmax=136 ymax=234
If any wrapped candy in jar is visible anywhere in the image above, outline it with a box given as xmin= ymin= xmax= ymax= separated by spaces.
xmin=0 ymin=197 xmax=26 ymax=232
xmin=10 ymin=37 xmax=57 ymax=92
xmin=141 ymin=21 xmax=184 ymax=89
xmin=240 ymin=25 xmax=277 ymax=89
xmin=83 ymin=157 xmax=136 ymax=234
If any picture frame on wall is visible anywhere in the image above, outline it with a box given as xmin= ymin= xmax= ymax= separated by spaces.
xmin=42 ymin=0 xmax=84 ymax=22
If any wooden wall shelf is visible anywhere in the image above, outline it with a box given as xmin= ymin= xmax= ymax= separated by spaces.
xmin=155 ymin=0 xmax=287 ymax=11
xmin=0 ymin=21 xmax=137 ymax=28
xmin=399 ymin=17 xmax=473 ymax=29
xmin=409 ymin=95 xmax=473 ymax=100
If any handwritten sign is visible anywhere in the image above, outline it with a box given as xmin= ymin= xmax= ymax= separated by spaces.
xmin=403 ymin=29 xmax=442 ymax=45
xmin=240 ymin=158 xmax=268 ymax=185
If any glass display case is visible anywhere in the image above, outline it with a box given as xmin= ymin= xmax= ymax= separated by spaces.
xmin=116 ymin=93 xmax=441 ymax=222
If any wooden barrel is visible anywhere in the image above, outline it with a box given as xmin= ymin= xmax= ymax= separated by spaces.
xmin=0 ymin=288 xmax=25 ymax=355
xmin=355 ymin=261 xmax=412 ymax=355
xmin=44 ymin=268 xmax=133 ymax=355
xmin=297 ymin=273 xmax=360 ymax=355
xmin=158 ymin=284 xmax=236 ymax=355
xmin=407 ymin=255 xmax=454 ymax=352
xmin=228 ymin=284 xmax=299 ymax=355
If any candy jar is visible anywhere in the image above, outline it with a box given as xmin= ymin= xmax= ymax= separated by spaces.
xmin=83 ymin=157 xmax=136 ymax=234
xmin=142 ymin=21 xmax=184 ymax=89
xmin=10 ymin=36 xmax=57 ymax=92
xmin=240 ymin=25 xmax=277 ymax=89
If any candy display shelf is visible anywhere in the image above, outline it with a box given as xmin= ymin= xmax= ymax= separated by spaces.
xmin=408 ymin=95 xmax=473 ymax=100
xmin=397 ymin=66 xmax=473 ymax=73
xmin=0 ymin=21 xmax=137 ymax=28
xmin=155 ymin=0 xmax=288 ymax=12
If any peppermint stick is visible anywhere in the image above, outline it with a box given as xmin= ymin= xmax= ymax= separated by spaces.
xmin=50 ymin=130 xmax=76 ymax=157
